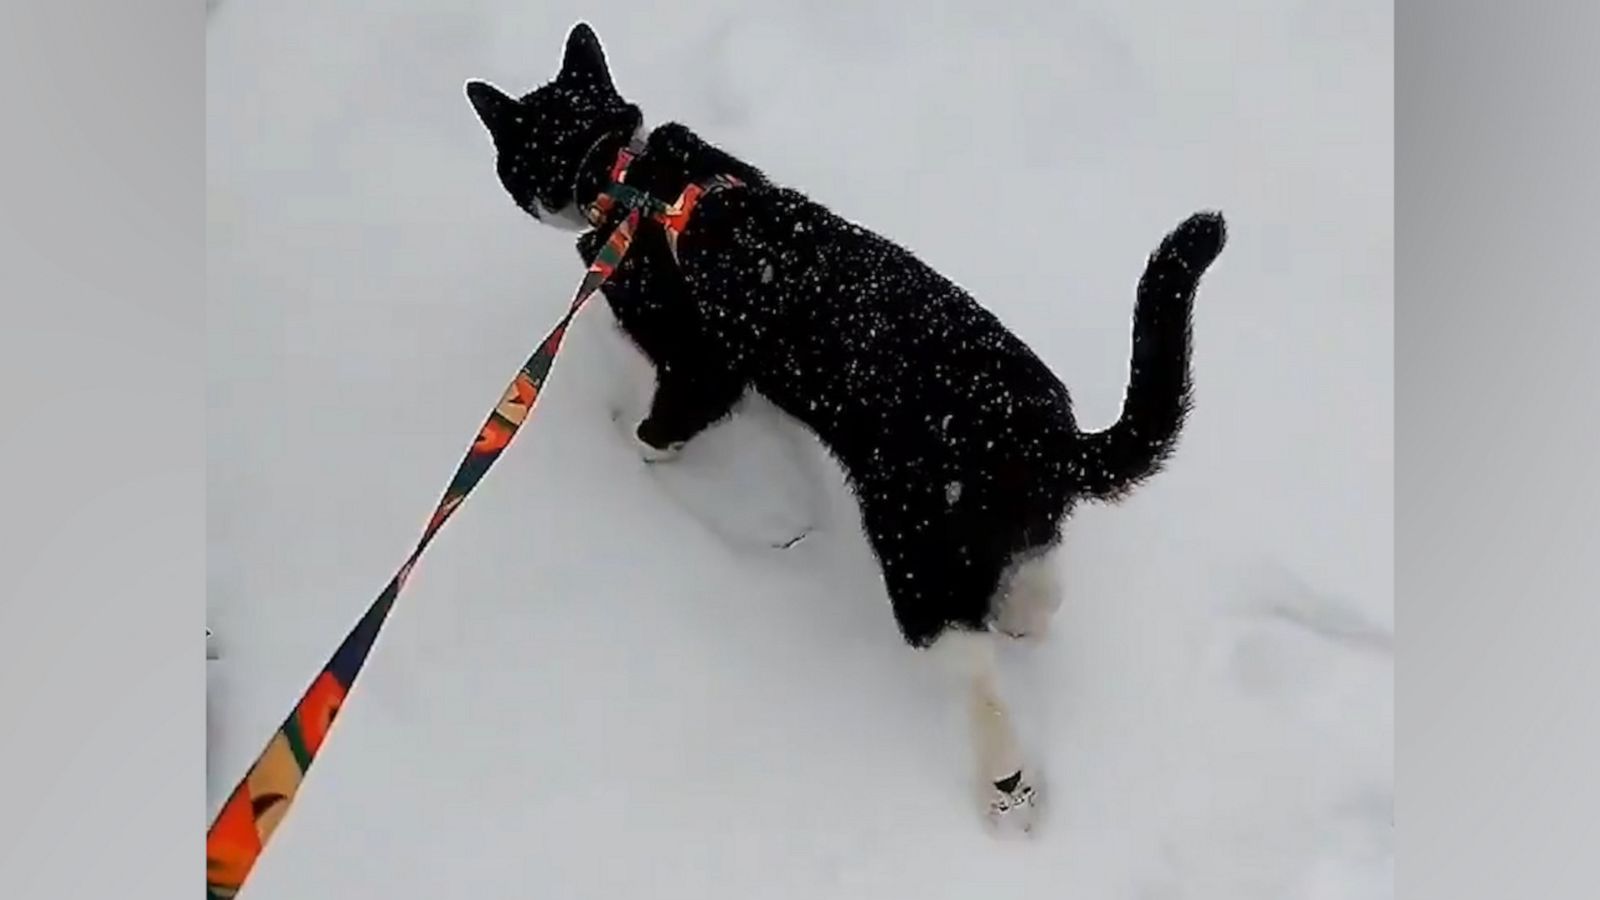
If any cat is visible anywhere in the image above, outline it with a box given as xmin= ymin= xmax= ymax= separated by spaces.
xmin=466 ymin=22 xmax=1226 ymax=832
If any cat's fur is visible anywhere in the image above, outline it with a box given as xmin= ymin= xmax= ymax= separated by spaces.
xmin=467 ymin=23 xmax=1226 ymax=830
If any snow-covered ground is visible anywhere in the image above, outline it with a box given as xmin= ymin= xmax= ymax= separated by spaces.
xmin=207 ymin=1 xmax=1391 ymax=897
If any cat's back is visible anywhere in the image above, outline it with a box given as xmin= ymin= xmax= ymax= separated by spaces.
xmin=705 ymin=184 xmax=1078 ymax=454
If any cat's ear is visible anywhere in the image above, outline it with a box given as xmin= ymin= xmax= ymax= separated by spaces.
xmin=556 ymin=22 xmax=616 ymax=95
xmin=465 ymin=80 xmax=519 ymax=137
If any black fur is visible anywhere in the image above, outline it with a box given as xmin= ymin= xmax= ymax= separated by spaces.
xmin=467 ymin=23 xmax=1226 ymax=648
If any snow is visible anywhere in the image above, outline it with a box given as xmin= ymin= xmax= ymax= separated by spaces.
xmin=207 ymin=1 xmax=1391 ymax=898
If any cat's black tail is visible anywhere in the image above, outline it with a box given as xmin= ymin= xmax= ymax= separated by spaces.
xmin=1076 ymin=211 xmax=1227 ymax=502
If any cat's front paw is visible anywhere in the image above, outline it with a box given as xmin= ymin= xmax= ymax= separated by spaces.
xmin=634 ymin=420 xmax=684 ymax=463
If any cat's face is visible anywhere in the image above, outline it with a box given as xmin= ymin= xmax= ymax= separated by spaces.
xmin=466 ymin=23 xmax=641 ymax=230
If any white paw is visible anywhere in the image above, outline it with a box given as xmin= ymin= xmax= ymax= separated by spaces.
xmin=982 ymin=771 xmax=1042 ymax=836
xmin=634 ymin=428 xmax=683 ymax=463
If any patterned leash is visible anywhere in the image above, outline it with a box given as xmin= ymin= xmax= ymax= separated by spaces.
xmin=205 ymin=150 xmax=741 ymax=899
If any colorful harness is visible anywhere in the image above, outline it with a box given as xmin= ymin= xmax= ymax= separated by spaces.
xmin=584 ymin=142 xmax=744 ymax=268
xmin=205 ymin=144 xmax=742 ymax=899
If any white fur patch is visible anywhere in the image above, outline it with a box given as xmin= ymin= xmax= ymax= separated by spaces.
xmin=995 ymin=548 xmax=1064 ymax=640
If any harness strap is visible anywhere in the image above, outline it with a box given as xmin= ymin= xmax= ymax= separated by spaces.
xmin=585 ymin=144 xmax=744 ymax=264
xmin=204 ymin=148 xmax=742 ymax=900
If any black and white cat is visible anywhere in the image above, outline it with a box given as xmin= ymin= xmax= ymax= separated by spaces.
xmin=466 ymin=22 xmax=1226 ymax=832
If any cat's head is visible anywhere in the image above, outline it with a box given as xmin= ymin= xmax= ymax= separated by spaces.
xmin=465 ymin=23 xmax=642 ymax=231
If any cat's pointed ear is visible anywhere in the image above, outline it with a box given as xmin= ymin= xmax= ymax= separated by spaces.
xmin=557 ymin=22 xmax=616 ymax=94
xmin=465 ymin=80 xmax=519 ymax=136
